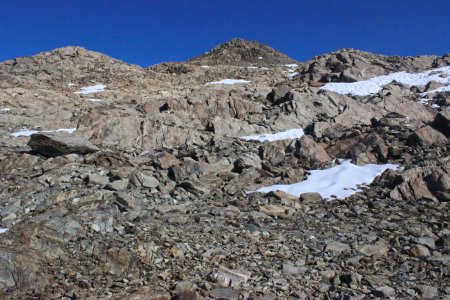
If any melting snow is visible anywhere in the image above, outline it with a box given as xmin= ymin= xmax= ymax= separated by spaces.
xmin=67 ymin=83 xmax=76 ymax=87
xmin=201 ymin=65 xmax=210 ymax=69
xmin=207 ymin=79 xmax=251 ymax=85
xmin=10 ymin=127 xmax=76 ymax=137
xmin=321 ymin=66 xmax=450 ymax=96
xmin=0 ymin=108 xmax=11 ymax=112
xmin=74 ymin=84 xmax=106 ymax=94
xmin=88 ymin=98 xmax=103 ymax=102
xmin=255 ymin=160 xmax=398 ymax=200
xmin=241 ymin=128 xmax=304 ymax=142
xmin=284 ymin=64 xmax=299 ymax=79
xmin=0 ymin=228 xmax=8 ymax=234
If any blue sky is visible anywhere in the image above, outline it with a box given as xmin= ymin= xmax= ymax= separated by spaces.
xmin=1 ymin=0 xmax=449 ymax=67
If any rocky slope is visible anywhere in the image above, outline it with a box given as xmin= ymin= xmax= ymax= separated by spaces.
xmin=0 ymin=39 xmax=449 ymax=299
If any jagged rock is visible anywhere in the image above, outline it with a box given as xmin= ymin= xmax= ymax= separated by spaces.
xmin=209 ymin=288 xmax=240 ymax=300
xmin=373 ymin=286 xmax=395 ymax=298
xmin=359 ymin=240 xmax=389 ymax=257
xmin=432 ymin=107 xmax=450 ymax=137
xmin=28 ymin=133 xmax=99 ymax=157
xmin=267 ymin=85 xmax=294 ymax=105
xmin=233 ymin=152 xmax=262 ymax=173
xmin=410 ymin=244 xmax=431 ymax=257
xmin=297 ymin=48 xmax=442 ymax=83
xmin=168 ymin=159 xmax=211 ymax=182
xmin=295 ymin=135 xmax=331 ymax=167
xmin=324 ymin=241 xmax=351 ymax=256
xmin=154 ymin=152 xmax=180 ymax=169
xmin=211 ymin=267 xmax=251 ymax=288
xmin=409 ymin=125 xmax=448 ymax=147
xmin=416 ymin=285 xmax=438 ymax=299
xmin=1 ymin=40 xmax=450 ymax=299
xmin=188 ymin=38 xmax=298 ymax=66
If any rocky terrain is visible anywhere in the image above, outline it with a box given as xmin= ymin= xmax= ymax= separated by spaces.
xmin=0 ymin=38 xmax=448 ymax=299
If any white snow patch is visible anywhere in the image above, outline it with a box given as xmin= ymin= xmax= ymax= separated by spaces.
xmin=0 ymin=108 xmax=11 ymax=112
xmin=241 ymin=128 xmax=304 ymax=142
xmin=88 ymin=98 xmax=103 ymax=102
xmin=285 ymin=64 xmax=298 ymax=68
xmin=0 ymin=228 xmax=8 ymax=234
xmin=255 ymin=160 xmax=398 ymax=200
xmin=10 ymin=127 xmax=76 ymax=137
xmin=247 ymin=66 xmax=258 ymax=70
xmin=424 ymin=84 xmax=450 ymax=95
xmin=258 ymin=56 xmax=263 ymax=60
xmin=321 ymin=66 xmax=450 ymax=96
xmin=67 ymin=83 xmax=76 ymax=87
xmin=207 ymin=79 xmax=251 ymax=85
xmin=200 ymin=65 xmax=210 ymax=69
xmin=74 ymin=84 xmax=106 ymax=95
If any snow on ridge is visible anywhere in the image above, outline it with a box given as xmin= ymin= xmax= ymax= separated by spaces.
xmin=241 ymin=128 xmax=304 ymax=142
xmin=207 ymin=79 xmax=251 ymax=85
xmin=255 ymin=160 xmax=398 ymax=200
xmin=321 ymin=66 xmax=450 ymax=97
xmin=10 ymin=127 xmax=76 ymax=137
xmin=74 ymin=84 xmax=106 ymax=95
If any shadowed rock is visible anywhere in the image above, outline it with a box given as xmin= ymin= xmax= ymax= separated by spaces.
xmin=28 ymin=133 xmax=99 ymax=157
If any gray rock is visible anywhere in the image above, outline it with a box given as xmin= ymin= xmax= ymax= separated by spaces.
xmin=324 ymin=241 xmax=351 ymax=256
xmin=211 ymin=267 xmax=251 ymax=288
xmin=373 ymin=286 xmax=395 ymax=298
xmin=416 ymin=285 xmax=438 ymax=299
xmin=209 ymin=288 xmax=240 ymax=300
xmin=300 ymin=192 xmax=323 ymax=203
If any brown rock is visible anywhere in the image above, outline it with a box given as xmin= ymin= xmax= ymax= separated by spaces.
xmin=296 ymin=135 xmax=331 ymax=167
xmin=409 ymin=125 xmax=448 ymax=147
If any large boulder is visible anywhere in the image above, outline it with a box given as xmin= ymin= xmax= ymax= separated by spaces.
xmin=28 ymin=133 xmax=99 ymax=157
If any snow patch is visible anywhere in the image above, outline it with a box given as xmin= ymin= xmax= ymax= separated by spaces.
xmin=285 ymin=64 xmax=298 ymax=68
xmin=255 ymin=160 xmax=398 ymax=200
xmin=241 ymin=128 xmax=304 ymax=142
xmin=0 ymin=108 xmax=11 ymax=112
xmin=88 ymin=98 xmax=103 ymax=102
xmin=74 ymin=84 xmax=106 ymax=94
xmin=321 ymin=66 xmax=450 ymax=96
xmin=10 ymin=127 xmax=76 ymax=137
xmin=0 ymin=228 xmax=8 ymax=234
xmin=200 ymin=65 xmax=210 ymax=69
xmin=67 ymin=83 xmax=76 ymax=87
xmin=207 ymin=79 xmax=251 ymax=85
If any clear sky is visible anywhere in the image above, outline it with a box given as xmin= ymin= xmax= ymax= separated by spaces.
xmin=1 ymin=0 xmax=449 ymax=67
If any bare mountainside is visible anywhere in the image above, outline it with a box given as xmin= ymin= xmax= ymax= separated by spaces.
xmin=0 ymin=39 xmax=449 ymax=299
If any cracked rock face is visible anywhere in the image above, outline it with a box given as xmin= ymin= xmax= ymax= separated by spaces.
xmin=0 ymin=39 xmax=449 ymax=299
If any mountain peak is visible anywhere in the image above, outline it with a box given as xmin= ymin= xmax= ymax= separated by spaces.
xmin=188 ymin=38 xmax=298 ymax=66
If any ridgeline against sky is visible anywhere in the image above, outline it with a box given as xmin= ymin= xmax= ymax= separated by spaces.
xmin=1 ymin=0 xmax=449 ymax=67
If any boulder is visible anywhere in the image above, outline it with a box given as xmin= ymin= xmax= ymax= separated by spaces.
xmin=432 ymin=107 xmax=450 ymax=137
xmin=409 ymin=125 xmax=448 ymax=147
xmin=295 ymin=135 xmax=331 ymax=168
xmin=28 ymin=133 xmax=99 ymax=157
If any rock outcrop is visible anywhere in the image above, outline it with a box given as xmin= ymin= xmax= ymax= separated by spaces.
xmin=0 ymin=40 xmax=449 ymax=299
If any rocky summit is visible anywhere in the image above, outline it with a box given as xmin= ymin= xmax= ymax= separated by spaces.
xmin=0 ymin=39 xmax=449 ymax=299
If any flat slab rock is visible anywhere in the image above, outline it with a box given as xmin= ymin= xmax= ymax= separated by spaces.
xmin=28 ymin=133 xmax=99 ymax=156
